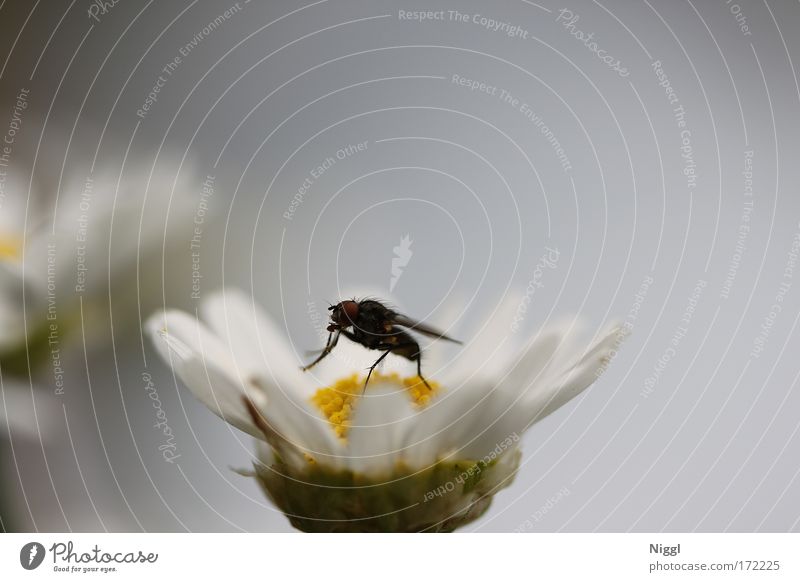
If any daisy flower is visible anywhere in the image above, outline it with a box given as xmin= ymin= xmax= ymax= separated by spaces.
xmin=147 ymin=289 xmax=623 ymax=532
xmin=0 ymin=152 xmax=194 ymax=377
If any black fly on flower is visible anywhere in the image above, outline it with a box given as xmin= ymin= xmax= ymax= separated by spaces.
xmin=302 ymin=298 xmax=463 ymax=392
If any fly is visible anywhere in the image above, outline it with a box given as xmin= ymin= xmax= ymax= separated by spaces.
xmin=302 ymin=298 xmax=462 ymax=392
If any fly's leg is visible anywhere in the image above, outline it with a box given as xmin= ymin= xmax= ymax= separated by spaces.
xmin=363 ymin=349 xmax=392 ymax=393
xmin=302 ymin=331 xmax=339 ymax=371
xmin=389 ymin=339 xmax=433 ymax=391
xmin=362 ymin=340 xmax=434 ymax=393
xmin=415 ymin=354 xmax=433 ymax=391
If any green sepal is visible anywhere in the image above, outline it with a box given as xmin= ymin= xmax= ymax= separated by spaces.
xmin=253 ymin=449 xmax=521 ymax=533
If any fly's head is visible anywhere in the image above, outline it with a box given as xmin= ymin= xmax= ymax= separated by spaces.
xmin=327 ymin=300 xmax=360 ymax=332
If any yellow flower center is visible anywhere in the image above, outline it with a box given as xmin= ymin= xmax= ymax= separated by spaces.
xmin=311 ymin=372 xmax=439 ymax=440
xmin=0 ymin=234 xmax=21 ymax=261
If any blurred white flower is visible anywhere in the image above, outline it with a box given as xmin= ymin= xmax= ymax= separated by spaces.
xmin=147 ymin=289 xmax=623 ymax=532
xmin=0 ymin=154 xmax=194 ymax=376
xmin=0 ymin=378 xmax=58 ymax=440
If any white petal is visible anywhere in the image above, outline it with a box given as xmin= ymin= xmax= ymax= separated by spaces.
xmin=347 ymin=382 xmax=415 ymax=474
xmin=402 ymin=381 xmax=487 ymax=467
xmin=446 ymin=324 xmax=624 ymax=461
xmin=503 ymin=318 xmax=585 ymax=395
xmin=524 ymin=324 xmax=624 ymax=424
xmin=146 ymin=309 xmax=265 ymax=439
xmin=200 ymin=288 xmax=301 ymax=385
xmin=249 ymin=372 xmax=342 ymax=465
xmin=446 ymin=291 xmax=522 ymax=385
xmin=453 ymin=383 xmax=530 ymax=460
xmin=253 ymin=438 xmax=275 ymax=468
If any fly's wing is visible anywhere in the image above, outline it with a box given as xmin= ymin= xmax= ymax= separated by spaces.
xmin=390 ymin=312 xmax=463 ymax=344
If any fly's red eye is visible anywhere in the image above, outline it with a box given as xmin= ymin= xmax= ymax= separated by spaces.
xmin=340 ymin=300 xmax=359 ymax=325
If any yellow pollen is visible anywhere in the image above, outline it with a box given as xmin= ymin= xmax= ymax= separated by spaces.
xmin=310 ymin=372 xmax=439 ymax=440
xmin=0 ymin=234 xmax=21 ymax=261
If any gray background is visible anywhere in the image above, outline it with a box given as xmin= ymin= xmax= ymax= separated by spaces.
xmin=1 ymin=0 xmax=799 ymax=532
